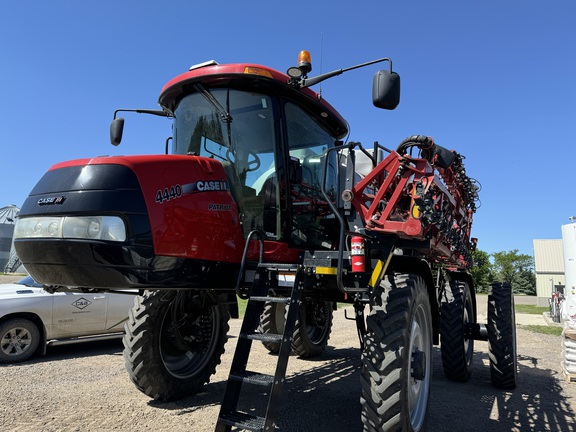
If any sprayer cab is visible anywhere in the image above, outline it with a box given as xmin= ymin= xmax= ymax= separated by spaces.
xmin=14 ymin=51 xmax=401 ymax=290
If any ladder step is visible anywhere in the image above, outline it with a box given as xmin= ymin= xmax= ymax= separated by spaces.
xmin=218 ymin=411 xmax=265 ymax=432
xmin=257 ymin=263 xmax=299 ymax=272
xmin=218 ymin=264 xmax=303 ymax=431
xmin=241 ymin=332 xmax=283 ymax=343
xmin=230 ymin=370 xmax=274 ymax=386
xmin=249 ymin=296 xmax=290 ymax=304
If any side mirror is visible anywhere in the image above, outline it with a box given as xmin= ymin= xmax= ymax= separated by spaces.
xmin=110 ymin=117 xmax=125 ymax=146
xmin=372 ymin=70 xmax=400 ymax=110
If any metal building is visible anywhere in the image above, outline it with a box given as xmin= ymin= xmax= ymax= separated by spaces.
xmin=533 ymin=239 xmax=565 ymax=307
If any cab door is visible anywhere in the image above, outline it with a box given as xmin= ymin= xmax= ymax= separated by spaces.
xmin=284 ymin=102 xmax=340 ymax=250
xmin=50 ymin=291 xmax=107 ymax=338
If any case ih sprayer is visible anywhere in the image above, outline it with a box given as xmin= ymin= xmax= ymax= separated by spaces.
xmin=14 ymin=51 xmax=516 ymax=431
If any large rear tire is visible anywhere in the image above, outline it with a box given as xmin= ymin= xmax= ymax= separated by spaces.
xmin=123 ymin=290 xmax=229 ymax=401
xmin=487 ymin=282 xmax=517 ymax=389
xmin=440 ymin=279 xmax=475 ymax=381
xmin=259 ymin=299 xmax=333 ymax=358
xmin=361 ymin=273 xmax=432 ymax=432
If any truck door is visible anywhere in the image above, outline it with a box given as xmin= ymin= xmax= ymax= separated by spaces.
xmin=51 ymin=291 xmax=107 ymax=337
xmin=105 ymin=292 xmax=135 ymax=332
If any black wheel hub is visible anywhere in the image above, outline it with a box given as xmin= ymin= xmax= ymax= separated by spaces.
xmin=411 ymin=350 xmax=427 ymax=381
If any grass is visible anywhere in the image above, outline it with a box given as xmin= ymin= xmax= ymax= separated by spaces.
xmin=237 ymin=297 xmax=248 ymax=317
xmin=515 ymin=304 xmax=548 ymax=315
xmin=519 ymin=324 xmax=563 ymax=337
xmin=234 ymin=297 xmax=348 ymax=319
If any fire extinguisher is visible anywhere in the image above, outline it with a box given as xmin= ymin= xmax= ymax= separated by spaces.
xmin=351 ymin=235 xmax=366 ymax=273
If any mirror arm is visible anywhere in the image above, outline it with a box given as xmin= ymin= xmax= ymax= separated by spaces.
xmin=113 ymin=108 xmax=168 ymax=119
xmin=301 ymin=57 xmax=392 ymax=88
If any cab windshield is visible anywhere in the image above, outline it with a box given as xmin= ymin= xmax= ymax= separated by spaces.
xmin=173 ymin=88 xmax=276 ymax=189
xmin=173 ymin=87 xmax=340 ymax=248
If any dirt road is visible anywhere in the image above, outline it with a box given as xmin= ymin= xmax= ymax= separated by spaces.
xmin=1 ymin=276 xmax=575 ymax=431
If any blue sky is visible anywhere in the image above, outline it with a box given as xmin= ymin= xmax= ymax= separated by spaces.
xmin=1 ymin=1 xmax=574 ymax=257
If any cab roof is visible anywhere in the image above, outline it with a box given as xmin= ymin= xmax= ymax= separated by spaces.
xmin=158 ymin=62 xmax=349 ymax=139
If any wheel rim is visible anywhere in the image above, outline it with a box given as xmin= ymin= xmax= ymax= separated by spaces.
xmin=306 ymin=301 xmax=330 ymax=344
xmin=274 ymin=302 xmax=286 ymax=331
xmin=1 ymin=327 xmax=33 ymax=357
xmin=160 ymin=305 xmax=220 ymax=379
xmin=409 ymin=303 xmax=432 ymax=431
xmin=511 ymin=297 xmax=518 ymax=378
xmin=463 ymin=301 xmax=473 ymax=367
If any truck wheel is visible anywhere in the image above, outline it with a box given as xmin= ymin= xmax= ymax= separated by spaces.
xmin=487 ymin=282 xmax=517 ymax=389
xmin=259 ymin=299 xmax=333 ymax=358
xmin=361 ymin=273 xmax=432 ymax=432
xmin=292 ymin=299 xmax=333 ymax=358
xmin=0 ymin=318 xmax=41 ymax=363
xmin=123 ymin=290 xmax=229 ymax=401
xmin=440 ymin=279 xmax=475 ymax=381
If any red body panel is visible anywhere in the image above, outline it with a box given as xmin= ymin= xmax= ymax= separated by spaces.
xmin=53 ymin=155 xmax=244 ymax=263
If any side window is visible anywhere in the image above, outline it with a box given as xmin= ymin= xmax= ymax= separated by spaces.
xmin=200 ymin=138 xmax=228 ymax=160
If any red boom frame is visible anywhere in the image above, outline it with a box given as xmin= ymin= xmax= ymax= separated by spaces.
xmin=351 ymin=137 xmax=477 ymax=268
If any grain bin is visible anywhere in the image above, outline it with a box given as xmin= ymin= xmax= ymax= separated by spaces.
xmin=0 ymin=205 xmax=19 ymax=271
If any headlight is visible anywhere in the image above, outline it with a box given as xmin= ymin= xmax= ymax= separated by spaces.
xmin=14 ymin=216 xmax=126 ymax=242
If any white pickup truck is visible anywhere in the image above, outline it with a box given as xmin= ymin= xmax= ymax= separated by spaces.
xmin=0 ymin=276 xmax=135 ymax=363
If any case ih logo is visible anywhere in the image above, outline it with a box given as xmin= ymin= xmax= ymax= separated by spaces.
xmin=183 ymin=180 xmax=229 ymax=193
xmin=38 ymin=196 xmax=66 ymax=206
xmin=155 ymin=181 xmax=229 ymax=204
xmin=72 ymin=297 xmax=92 ymax=310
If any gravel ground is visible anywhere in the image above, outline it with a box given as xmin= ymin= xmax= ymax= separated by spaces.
xmin=1 ymin=274 xmax=576 ymax=431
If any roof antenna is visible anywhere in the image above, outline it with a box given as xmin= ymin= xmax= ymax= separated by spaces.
xmin=319 ymin=32 xmax=324 ymax=98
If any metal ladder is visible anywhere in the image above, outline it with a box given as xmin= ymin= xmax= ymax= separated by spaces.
xmin=215 ymin=262 xmax=303 ymax=432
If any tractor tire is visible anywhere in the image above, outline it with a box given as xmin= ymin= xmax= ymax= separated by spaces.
xmin=0 ymin=318 xmax=41 ymax=363
xmin=259 ymin=301 xmax=284 ymax=353
xmin=123 ymin=290 xmax=229 ymax=401
xmin=440 ymin=279 xmax=475 ymax=381
xmin=259 ymin=299 xmax=333 ymax=358
xmin=487 ymin=282 xmax=517 ymax=389
xmin=292 ymin=299 xmax=333 ymax=358
xmin=361 ymin=273 xmax=432 ymax=432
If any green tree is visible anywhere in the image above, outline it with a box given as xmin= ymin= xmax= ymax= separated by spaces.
xmin=513 ymin=269 xmax=536 ymax=295
xmin=470 ymin=249 xmax=493 ymax=293
xmin=491 ymin=249 xmax=536 ymax=295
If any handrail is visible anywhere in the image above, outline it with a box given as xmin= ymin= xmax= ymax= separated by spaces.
xmin=320 ymin=143 xmax=355 ymax=293
xmin=235 ymin=229 xmax=265 ymax=299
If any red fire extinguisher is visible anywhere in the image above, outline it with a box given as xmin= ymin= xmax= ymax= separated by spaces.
xmin=351 ymin=235 xmax=366 ymax=273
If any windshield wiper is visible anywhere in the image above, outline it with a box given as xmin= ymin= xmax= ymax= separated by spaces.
xmin=193 ymin=84 xmax=232 ymax=123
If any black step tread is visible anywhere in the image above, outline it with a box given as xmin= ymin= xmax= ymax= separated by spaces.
xmin=230 ymin=370 xmax=274 ymax=386
xmin=218 ymin=411 xmax=265 ymax=432
xmin=257 ymin=262 xmax=299 ymax=271
xmin=240 ymin=332 xmax=283 ymax=343
xmin=250 ymin=296 xmax=290 ymax=304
